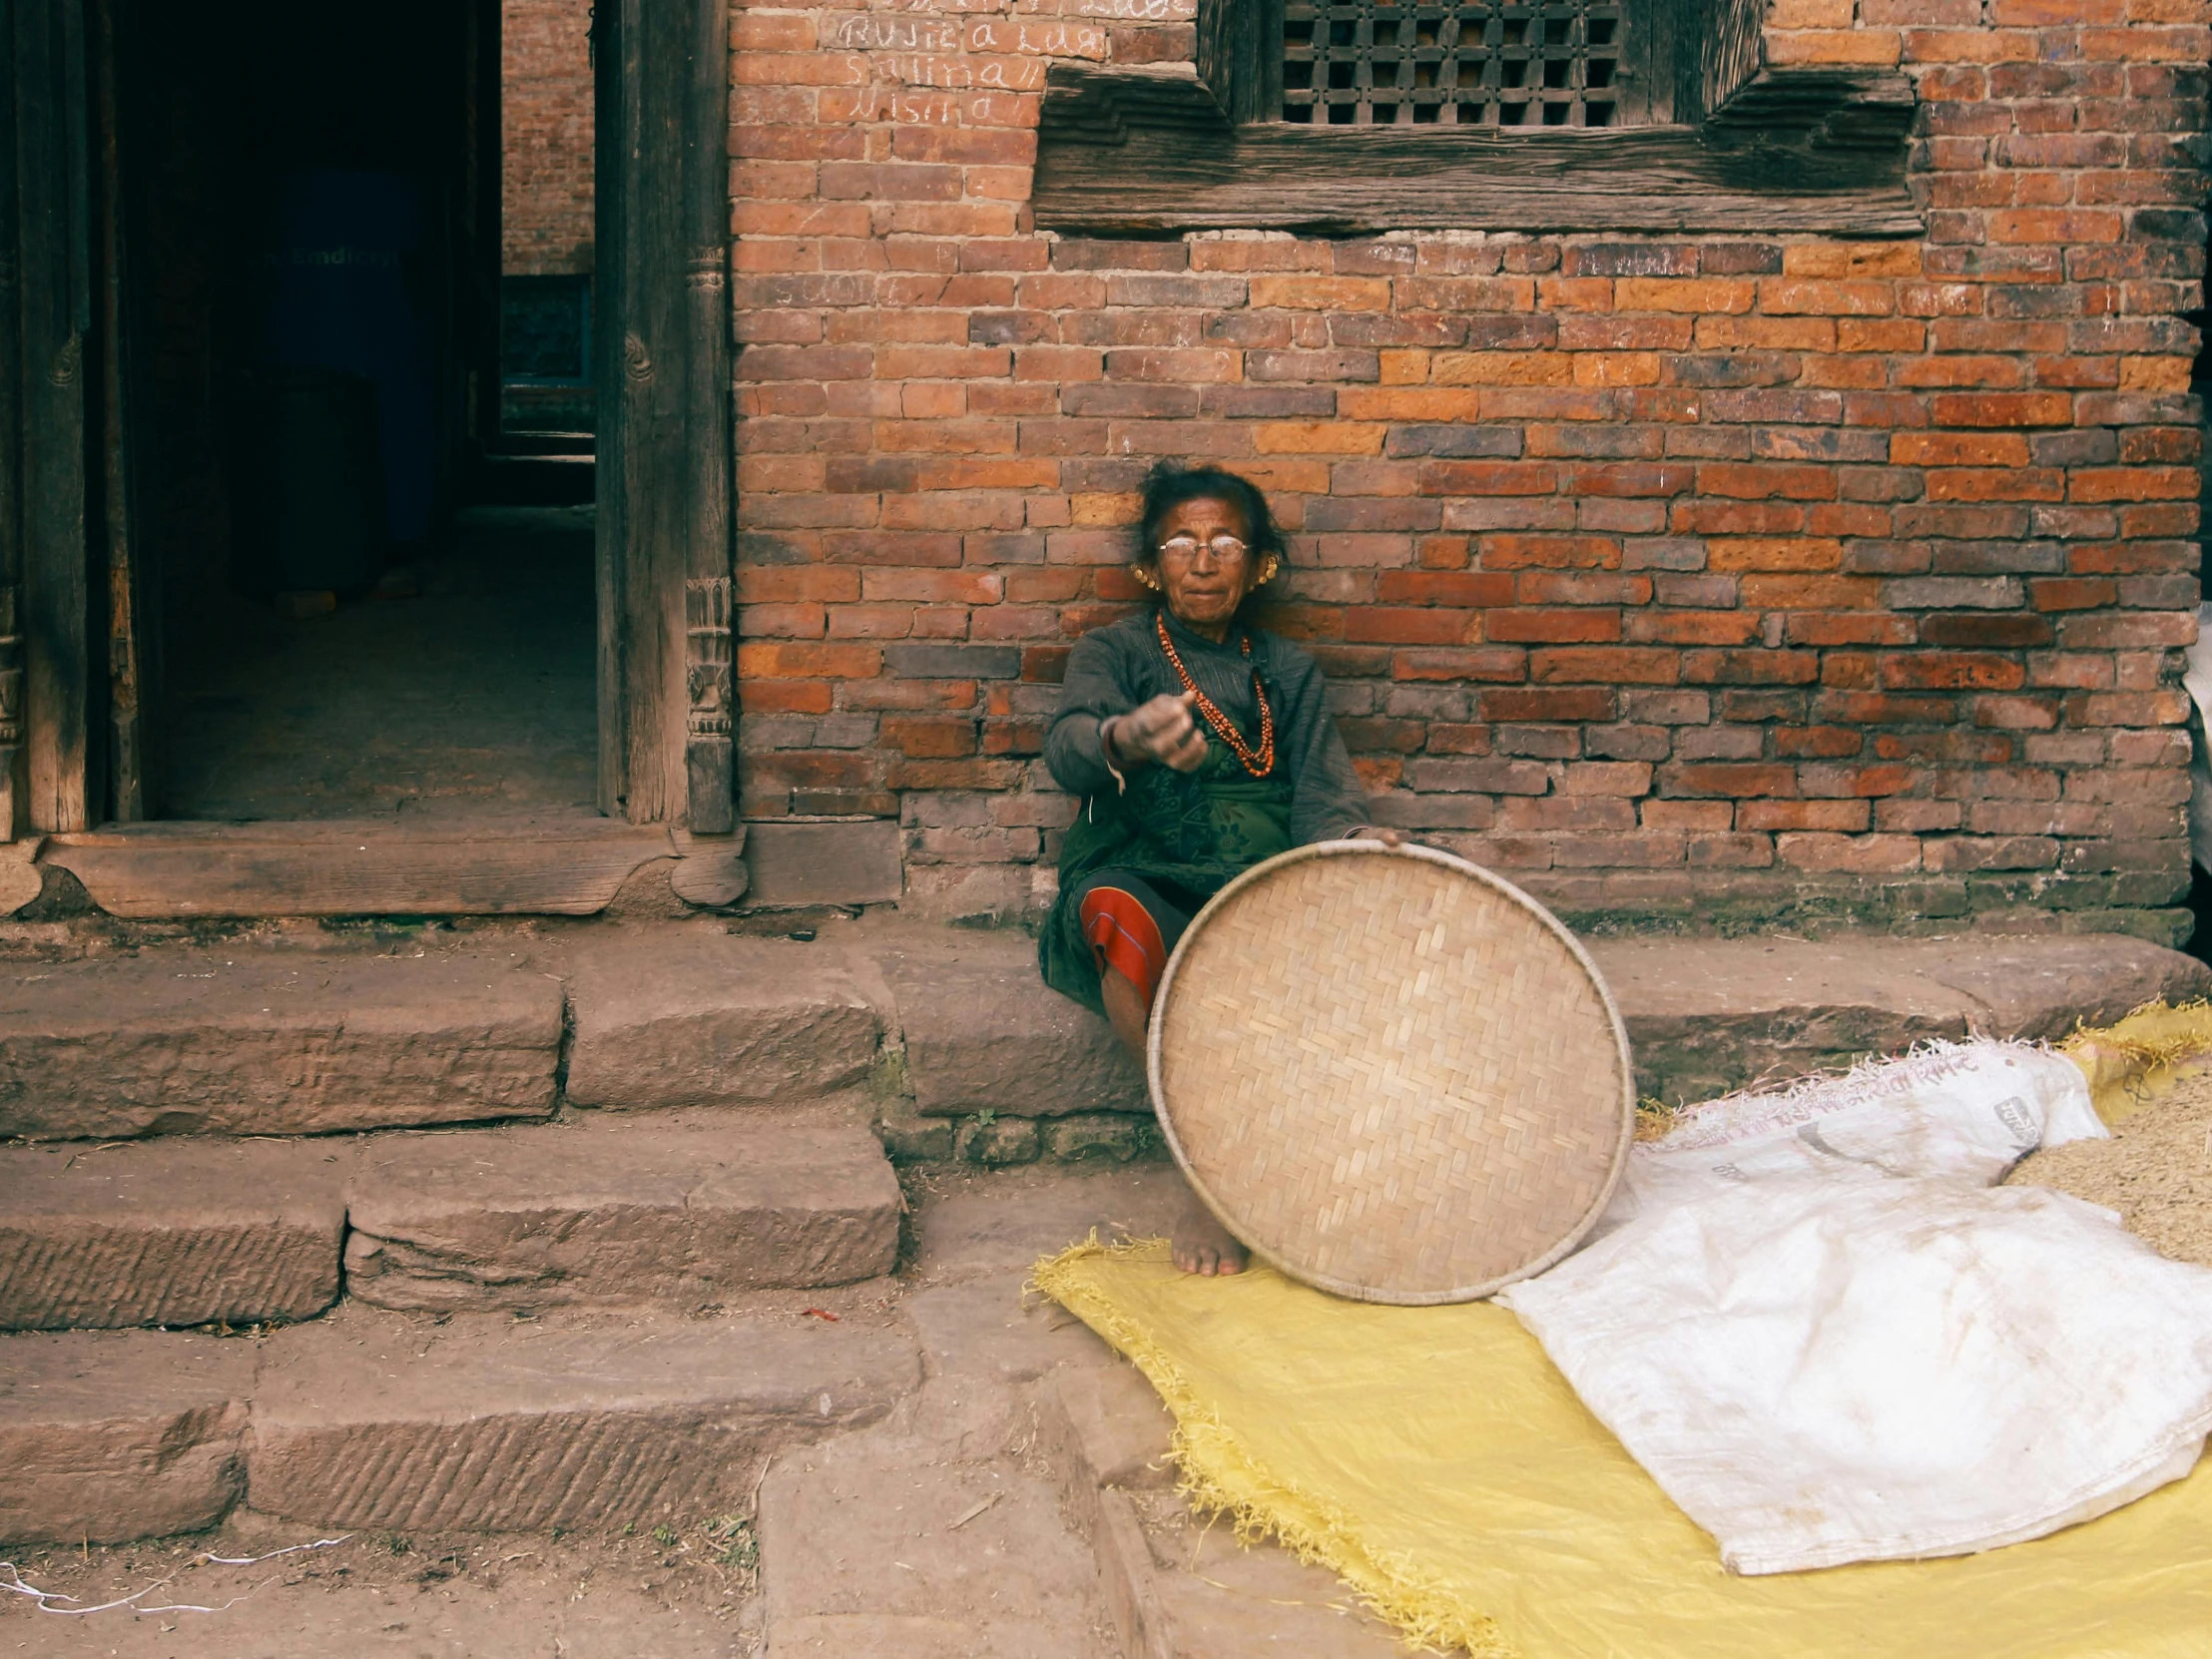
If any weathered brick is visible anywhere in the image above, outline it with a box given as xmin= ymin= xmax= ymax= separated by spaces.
xmin=1887 ymin=576 xmax=2027 ymax=609
xmin=1742 ymin=799 xmax=1874 ymax=831
xmin=1774 ymin=832 xmax=1923 ymax=871
xmin=1616 ymin=276 xmax=1758 ymax=313
xmin=1052 ymin=240 xmax=1188 ymax=272
xmin=1920 ymin=613 xmax=2053 ymax=648
xmin=1659 ymin=764 xmax=1799 ymax=799
xmin=1563 ymin=244 xmax=1699 ymax=278
xmin=1881 ymin=653 xmax=2029 ymax=691
xmin=1405 ymin=758 xmax=1552 ymax=795
xmin=882 ymin=644 xmax=1021 ymax=679
xmin=1250 ymin=276 xmax=1393 ymax=311
xmin=1384 ymin=425 xmax=1523 ymax=459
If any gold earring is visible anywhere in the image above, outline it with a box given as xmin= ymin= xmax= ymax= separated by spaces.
xmin=1261 ymin=557 xmax=1280 ymax=584
xmin=1134 ymin=567 xmax=1160 ymax=590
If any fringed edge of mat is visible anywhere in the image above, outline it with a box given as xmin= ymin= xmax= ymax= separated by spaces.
xmin=1031 ymin=1235 xmax=1518 ymax=1659
xmin=2063 ymin=996 xmax=2212 ymax=1069
xmin=2060 ymin=998 xmax=2212 ymax=1124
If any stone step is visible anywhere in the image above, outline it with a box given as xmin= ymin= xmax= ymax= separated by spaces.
xmin=0 ymin=945 xmax=563 ymax=1140
xmin=344 ymin=1113 xmax=903 ymax=1313
xmin=1591 ymin=931 xmax=2212 ymax=1104
xmin=250 ymin=1308 xmax=919 ymax=1532
xmin=0 ymin=1307 xmax=921 ymax=1544
xmin=7 ymin=921 xmax=2197 ymax=1162
xmin=872 ymin=926 xmax=2212 ymax=1129
xmin=0 ymin=1137 xmax=349 ymax=1331
xmin=39 ymin=814 xmax=687 ymax=919
xmin=561 ymin=930 xmax=884 ymax=1110
xmin=878 ymin=929 xmax=1146 ymax=1123
xmin=0 ymin=1331 xmax=255 ymax=1545
xmin=0 ymin=1111 xmax=903 ymax=1331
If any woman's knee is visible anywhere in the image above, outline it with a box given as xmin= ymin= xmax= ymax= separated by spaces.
xmin=1076 ymin=878 xmax=1175 ymax=1008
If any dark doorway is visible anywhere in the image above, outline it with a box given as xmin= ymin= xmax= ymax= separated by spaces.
xmin=112 ymin=0 xmax=599 ymax=821
xmin=7 ymin=0 xmax=728 ymax=873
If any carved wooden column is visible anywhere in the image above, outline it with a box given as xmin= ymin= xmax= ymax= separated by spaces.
xmin=679 ymin=0 xmax=734 ymax=833
xmin=684 ymin=571 xmax=733 ymax=832
xmin=594 ymin=0 xmax=735 ymax=832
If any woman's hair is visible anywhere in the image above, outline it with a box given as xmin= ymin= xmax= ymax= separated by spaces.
xmin=1135 ymin=462 xmax=1285 ymax=569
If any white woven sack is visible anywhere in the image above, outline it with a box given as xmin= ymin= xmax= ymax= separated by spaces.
xmin=1501 ymin=1042 xmax=2212 ymax=1575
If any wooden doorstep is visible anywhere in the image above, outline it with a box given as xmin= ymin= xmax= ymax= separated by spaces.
xmin=38 ymin=815 xmax=709 ymax=918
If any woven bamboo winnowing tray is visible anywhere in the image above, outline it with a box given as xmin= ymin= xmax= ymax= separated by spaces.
xmin=1147 ymin=842 xmax=1634 ymax=1305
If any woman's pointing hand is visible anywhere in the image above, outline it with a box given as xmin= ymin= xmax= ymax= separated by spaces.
xmin=1106 ymin=690 xmax=1209 ymax=774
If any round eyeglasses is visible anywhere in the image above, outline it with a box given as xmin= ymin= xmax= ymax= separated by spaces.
xmin=1156 ymin=534 xmax=1251 ymax=564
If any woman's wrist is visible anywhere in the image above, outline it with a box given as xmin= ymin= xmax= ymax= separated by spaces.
xmin=1100 ymin=716 xmax=1139 ymax=772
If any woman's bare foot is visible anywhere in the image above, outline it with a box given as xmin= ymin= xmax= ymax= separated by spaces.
xmin=1173 ymin=1199 xmax=1248 ymax=1277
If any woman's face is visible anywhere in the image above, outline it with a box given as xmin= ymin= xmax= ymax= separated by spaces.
xmin=1145 ymin=493 xmax=1264 ymax=633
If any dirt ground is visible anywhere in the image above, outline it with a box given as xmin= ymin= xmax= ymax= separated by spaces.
xmin=0 ymin=1511 xmax=758 ymax=1658
xmin=2009 ymin=1068 xmax=2212 ymax=1267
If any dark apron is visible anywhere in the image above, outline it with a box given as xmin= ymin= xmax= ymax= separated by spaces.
xmin=1038 ymin=734 xmax=1295 ymax=1015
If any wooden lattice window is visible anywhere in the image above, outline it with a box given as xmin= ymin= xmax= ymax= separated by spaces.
xmin=1280 ymin=0 xmax=1630 ymax=129
xmin=1033 ymin=0 xmax=1919 ymax=234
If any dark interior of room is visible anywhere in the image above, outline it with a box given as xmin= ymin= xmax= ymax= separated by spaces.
xmin=113 ymin=0 xmax=596 ymax=822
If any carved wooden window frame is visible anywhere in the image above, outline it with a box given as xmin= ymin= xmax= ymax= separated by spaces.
xmin=1033 ymin=0 xmax=1921 ymax=236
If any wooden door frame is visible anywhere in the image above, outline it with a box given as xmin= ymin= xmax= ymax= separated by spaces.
xmin=0 ymin=0 xmax=27 ymax=840
xmin=595 ymin=0 xmax=735 ymax=833
xmin=5 ymin=0 xmax=98 ymax=838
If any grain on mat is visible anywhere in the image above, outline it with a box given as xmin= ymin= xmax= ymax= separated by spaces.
xmin=2008 ymin=1071 xmax=2212 ymax=1269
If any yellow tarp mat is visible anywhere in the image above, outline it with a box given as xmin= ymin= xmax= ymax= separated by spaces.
xmin=1036 ymin=1238 xmax=2212 ymax=1659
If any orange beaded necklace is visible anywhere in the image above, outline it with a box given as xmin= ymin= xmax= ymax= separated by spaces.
xmin=1155 ymin=613 xmax=1277 ymax=779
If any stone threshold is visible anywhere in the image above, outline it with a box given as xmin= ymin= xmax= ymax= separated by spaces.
xmin=33 ymin=814 xmax=747 ymax=918
xmin=18 ymin=815 xmax=909 ymax=920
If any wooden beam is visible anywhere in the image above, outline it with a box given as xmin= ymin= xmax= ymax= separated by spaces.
xmin=681 ymin=0 xmax=733 ymax=834
xmin=93 ymin=0 xmax=142 ymax=823
xmin=1193 ymin=0 xmax=1246 ymax=125
xmin=12 ymin=0 xmax=94 ymax=832
xmin=601 ymin=0 xmax=677 ymax=824
xmin=592 ymin=0 xmax=628 ymax=821
xmin=1034 ymin=66 xmax=1921 ymax=237
xmin=0 ymin=0 xmax=28 ymax=840
xmin=596 ymin=0 xmax=734 ymax=831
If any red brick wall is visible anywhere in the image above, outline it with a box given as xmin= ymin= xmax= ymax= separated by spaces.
xmin=729 ymin=0 xmax=2208 ymax=941
xmin=504 ymin=0 xmax=595 ymax=276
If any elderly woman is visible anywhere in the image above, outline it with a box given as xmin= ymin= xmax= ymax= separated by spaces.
xmin=1040 ymin=462 xmax=1395 ymax=1276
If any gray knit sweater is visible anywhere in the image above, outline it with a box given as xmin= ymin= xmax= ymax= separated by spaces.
xmin=1044 ymin=609 xmax=1369 ymax=847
